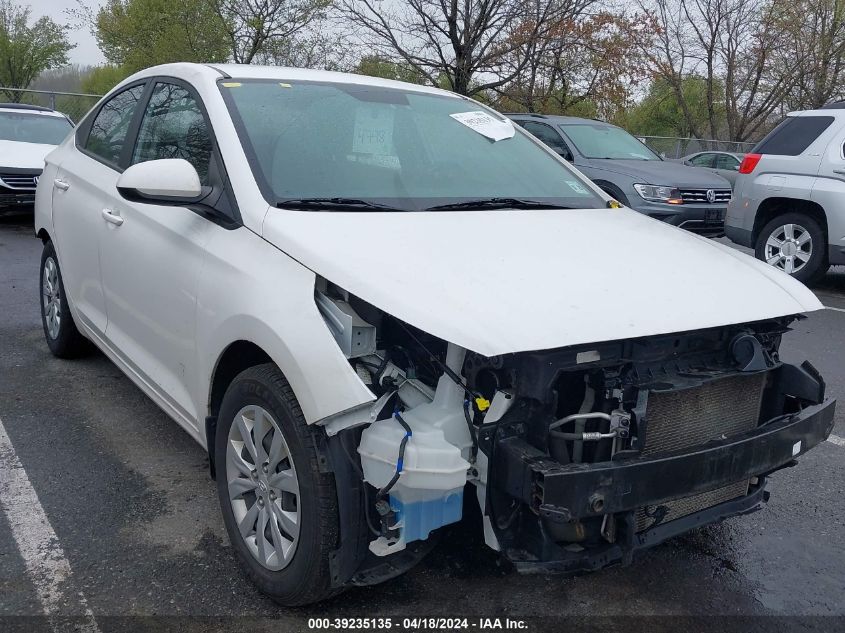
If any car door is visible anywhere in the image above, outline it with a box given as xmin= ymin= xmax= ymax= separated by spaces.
xmin=98 ymin=80 xmax=221 ymax=428
xmin=714 ymin=153 xmax=740 ymax=185
xmin=519 ymin=121 xmax=575 ymax=161
xmin=51 ymin=83 xmax=148 ymax=335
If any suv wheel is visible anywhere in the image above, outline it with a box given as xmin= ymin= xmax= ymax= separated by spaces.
xmin=40 ymin=241 xmax=89 ymax=358
xmin=755 ymin=213 xmax=828 ymax=285
xmin=215 ymin=363 xmax=341 ymax=605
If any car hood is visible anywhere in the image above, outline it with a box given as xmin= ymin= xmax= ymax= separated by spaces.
xmin=586 ymin=159 xmax=731 ymax=188
xmin=262 ymin=207 xmax=821 ymax=356
xmin=0 ymin=140 xmax=54 ymax=170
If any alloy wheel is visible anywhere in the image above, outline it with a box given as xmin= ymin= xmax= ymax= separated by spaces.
xmin=226 ymin=405 xmax=300 ymax=571
xmin=764 ymin=223 xmax=813 ymax=275
xmin=42 ymin=257 xmax=61 ymax=339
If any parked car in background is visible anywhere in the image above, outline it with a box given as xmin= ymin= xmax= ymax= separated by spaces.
xmin=677 ymin=151 xmax=745 ymax=186
xmin=507 ymin=113 xmax=733 ymax=236
xmin=35 ymin=63 xmax=835 ymax=606
xmin=0 ymin=104 xmax=73 ymax=213
xmin=726 ymin=106 xmax=845 ymax=284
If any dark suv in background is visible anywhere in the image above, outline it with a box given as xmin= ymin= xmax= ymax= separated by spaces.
xmin=508 ymin=114 xmax=733 ymax=236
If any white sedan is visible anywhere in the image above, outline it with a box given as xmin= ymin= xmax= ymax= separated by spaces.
xmin=34 ymin=63 xmax=835 ymax=605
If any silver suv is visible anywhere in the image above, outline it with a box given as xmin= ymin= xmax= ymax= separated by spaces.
xmin=725 ymin=107 xmax=845 ymax=284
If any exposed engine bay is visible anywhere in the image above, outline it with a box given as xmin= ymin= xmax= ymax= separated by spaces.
xmin=314 ymin=279 xmax=835 ymax=585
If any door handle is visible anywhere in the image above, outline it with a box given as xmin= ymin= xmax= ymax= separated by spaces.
xmin=101 ymin=208 xmax=124 ymax=226
xmin=833 ymin=169 xmax=845 ymax=175
xmin=53 ymin=178 xmax=70 ymax=191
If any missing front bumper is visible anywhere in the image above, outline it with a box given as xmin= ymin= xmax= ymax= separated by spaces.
xmin=512 ymin=479 xmax=769 ymax=574
xmin=490 ymin=386 xmax=834 ymax=572
xmin=500 ymin=398 xmax=834 ymax=522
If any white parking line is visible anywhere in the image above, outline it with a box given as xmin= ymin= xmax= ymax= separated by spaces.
xmin=0 ymin=416 xmax=101 ymax=633
xmin=824 ymin=305 xmax=845 ymax=313
xmin=828 ymin=434 xmax=845 ymax=447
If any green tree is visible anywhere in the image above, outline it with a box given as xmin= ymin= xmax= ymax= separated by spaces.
xmin=0 ymin=0 xmax=74 ymax=101
xmin=81 ymin=64 xmax=131 ymax=95
xmin=615 ymin=77 xmax=720 ymax=138
xmin=208 ymin=0 xmax=333 ymax=64
xmin=94 ymin=0 xmax=229 ymax=73
xmin=355 ymin=56 xmax=425 ymax=84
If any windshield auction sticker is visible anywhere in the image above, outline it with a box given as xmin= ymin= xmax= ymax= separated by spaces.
xmin=450 ymin=111 xmax=515 ymax=141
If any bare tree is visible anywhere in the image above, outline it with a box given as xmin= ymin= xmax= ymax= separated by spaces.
xmin=777 ymin=0 xmax=845 ymax=109
xmin=339 ymin=0 xmax=592 ymax=96
xmin=207 ymin=0 xmax=334 ymax=64
xmin=494 ymin=9 xmax=654 ymax=117
xmin=643 ymin=0 xmax=796 ymax=141
xmin=257 ymin=28 xmax=356 ymax=70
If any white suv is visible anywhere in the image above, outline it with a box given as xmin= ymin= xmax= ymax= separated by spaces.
xmin=0 ymin=104 xmax=73 ymax=212
xmin=34 ymin=63 xmax=835 ymax=605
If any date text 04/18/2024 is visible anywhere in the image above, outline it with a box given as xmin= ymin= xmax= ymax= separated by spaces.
xmin=307 ymin=618 xmax=528 ymax=630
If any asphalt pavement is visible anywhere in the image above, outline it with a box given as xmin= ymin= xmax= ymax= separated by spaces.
xmin=1 ymin=212 xmax=844 ymax=632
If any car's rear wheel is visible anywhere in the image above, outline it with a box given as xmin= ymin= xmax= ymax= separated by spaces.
xmin=215 ymin=363 xmax=342 ymax=605
xmin=755 ymin=213 xmax=828 ymax=285
xmin=40 ymin=241 xmax=89 ymax=358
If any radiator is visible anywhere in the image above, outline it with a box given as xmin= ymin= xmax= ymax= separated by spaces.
xmin=635 ymin=372 xmax=767 ymax=532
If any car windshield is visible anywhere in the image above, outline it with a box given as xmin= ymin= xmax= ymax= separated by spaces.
xmin=559 ymin=123 xmax=660 ymax=161
xmin=0 ymin=111 xmax=72 ymax=145
xmin=219 ymin=79 xmax=605 ymax=211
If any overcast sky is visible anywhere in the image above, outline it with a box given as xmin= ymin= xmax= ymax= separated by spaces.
xmin=36 ymin=0 xmax=106 ymax=66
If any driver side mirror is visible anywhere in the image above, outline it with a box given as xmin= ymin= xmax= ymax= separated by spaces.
xmin=116 ymin=158 xmax=203 ymax=203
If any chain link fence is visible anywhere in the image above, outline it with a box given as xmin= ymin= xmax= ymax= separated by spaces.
xmin=637 ymin=135 xmax=756 ymax=159
xmin=0 ymin=87 xmax=103 ymax=124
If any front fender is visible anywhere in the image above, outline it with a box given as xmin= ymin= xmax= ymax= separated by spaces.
xmin=195 ymin=227 xmax=375 ymax=426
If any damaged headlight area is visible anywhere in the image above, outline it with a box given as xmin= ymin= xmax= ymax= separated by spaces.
xmin=314 ymin=280 xmax=835 ymax=586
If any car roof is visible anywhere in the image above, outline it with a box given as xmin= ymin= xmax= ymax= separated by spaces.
xmin=124 ymin=62 xmax=461 ymax=100
xmin=786 ymin=107 xmax=845 ymax=118
xmin=683 ymin=151 xmax=744 ymax=158
xmin=0 ymin=103 xmax=66 ymax=117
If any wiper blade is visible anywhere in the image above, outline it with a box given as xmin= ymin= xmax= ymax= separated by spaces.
xmin=424 ymin=197 xmax=574 ymax=211
xmin=276 ymin=197 xmax=400 ymax=211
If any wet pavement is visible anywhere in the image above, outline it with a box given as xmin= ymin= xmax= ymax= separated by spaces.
xmin=1 ymin=213 xmax=844 ymax=631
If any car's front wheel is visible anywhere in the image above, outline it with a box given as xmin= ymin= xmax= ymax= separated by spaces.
xmin=755 ymin=212 xmax=828 ymax=285
xmin=215 ymin=363 xmax=342 ymax=605
xmin=40 ymin=241 xmax=89 ymax=358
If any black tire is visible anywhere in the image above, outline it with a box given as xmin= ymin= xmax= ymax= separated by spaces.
xmin=754 ymin=212 xmax=828 ymax=285
xmin=215 ymin=363 xmax=342 ymax=606
xmin=40 ymin=241 xmax=90 ymax=358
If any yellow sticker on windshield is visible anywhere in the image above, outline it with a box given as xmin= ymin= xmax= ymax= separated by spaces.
xmin=221 ymin=82 xmax=242 ymax=88
xmin=279 ymin=82 xmax=292 ymax=88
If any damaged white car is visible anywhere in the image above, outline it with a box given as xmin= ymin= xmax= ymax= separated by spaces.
xmin=34 ymin=63 xmax=836 ymax=605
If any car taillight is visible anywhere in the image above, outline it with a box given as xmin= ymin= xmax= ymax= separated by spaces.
xmin=739 ymin=153 xmax=762 ymax=174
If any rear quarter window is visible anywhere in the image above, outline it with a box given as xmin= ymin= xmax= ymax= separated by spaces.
xmin=754 ymin=116 xmax=834 ymax=156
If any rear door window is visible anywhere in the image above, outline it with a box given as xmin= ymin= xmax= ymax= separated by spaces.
xmin=754 ymin=116 xmax=834 ymax=156
xmin=689 ymin=153 xmax=715 ymax=167
xmin=716 ymin=154 xmax=739 ymax=170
